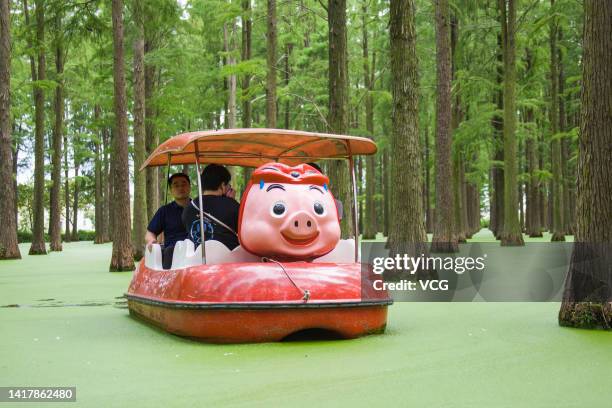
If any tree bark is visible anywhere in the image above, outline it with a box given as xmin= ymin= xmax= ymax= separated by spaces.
xmin=29 ymin=0 xmax=47 ymax=254
xmin=224 ymin=21 xmax=237 ymax=129
xmin=266 ymin=0 xmax=277 ymax=128
xmin=284 ymin=43 xmax=292 ymax=129
xmin=241 ymin=0 xmax=253 ymax=190
xmin=110 ymin=0 xmax=134 ymax=271
xmin=0 ymin=0 xmax=20 ymax=259
xmin=64 ymin=132 xmax=71 ymax=241
xmin=94 ymin=105 xmax=104 ymax=244
xmin=526 ymin=109 xmax=542 ymax=237
xmin=145 ymin=42 xmax=158 ymax=221
xmin=71 ymin=150 xmax=79 ymax=241
xmin=491 ymin=30 xmax=504 ymax=239
xmin=101 ymin=127 xmax=110 ymax=242
xmin=49 ymin=33 xmax=64 ymax=251
xmin=424 ymin=120 xmax=433 ymax=233
xmin=388 ymin=0 xmax=430 ymax=278
xmin=559 ymin=0 xmax=612 ymax=329
xmin=431 ymin=0 xmax=457 ymax=252
xmin=383 ymin=149 xmax=390 ymax=237
xmin=107 ymin=129 xmax=115 ymax=238
xmin=558 ymin=28 xmax=573 ymax=235
xmin=241 ymin=0 xmax=252 ymax=129
xmin=362 ymin=0 xmax=377 ymax=239
xmin=499 ymin=0 xmax=524 ymax=246
xmin=132 ymin=0 xmax=147 ymax=260
xmin=549 ymin=0 xmax=565 ymax=242
xmin=328 ymin=0 xmax=353 ymax=238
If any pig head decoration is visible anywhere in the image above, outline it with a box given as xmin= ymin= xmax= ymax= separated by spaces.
xmin=238 ymin=163 xmax=341 ymax=260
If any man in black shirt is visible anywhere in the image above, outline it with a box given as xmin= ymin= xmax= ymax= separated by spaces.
xmin=182 ymin=164 xmax=240 ymax=250
xmin=145 ymin=173 xmax=191 ymax=269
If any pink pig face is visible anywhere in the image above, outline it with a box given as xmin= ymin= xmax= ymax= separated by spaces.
xmin=238 ymin=163 xmax=341 ymax=260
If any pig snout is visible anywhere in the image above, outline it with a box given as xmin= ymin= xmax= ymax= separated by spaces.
xmin=280 ymin=210 xmax=319 ymax=245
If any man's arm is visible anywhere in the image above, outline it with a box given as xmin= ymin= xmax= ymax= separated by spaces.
xmin=145 ymin=230 xmax=158 ymax=250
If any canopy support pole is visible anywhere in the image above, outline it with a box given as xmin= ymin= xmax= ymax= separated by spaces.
xmin=164 ymin=153 xmax=172 ymax=204
xmin=194 ymin=144 xmax=207 ymax=264
xmin=347 ymin=145 xmax=359 ymax=263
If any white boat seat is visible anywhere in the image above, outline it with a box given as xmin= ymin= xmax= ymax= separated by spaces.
xmin=144 ymin=243 xmax=163 ymax=270
xmin=145 ymin=239 xmax=359 ymax=271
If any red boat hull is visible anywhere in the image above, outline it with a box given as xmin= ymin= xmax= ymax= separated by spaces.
xmin=126 ymin=259 xmax=391 ymax=343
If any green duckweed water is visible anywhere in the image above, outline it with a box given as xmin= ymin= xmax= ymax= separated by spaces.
xmin=0 ymin=238 xmax=610 ymax=408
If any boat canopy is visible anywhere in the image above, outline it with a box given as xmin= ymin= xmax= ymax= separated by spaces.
xmin=140 ymin=128 xmax=377 ymax=170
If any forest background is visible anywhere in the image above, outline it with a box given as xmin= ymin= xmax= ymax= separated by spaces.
xmin=0 ymin=0 xmax=609 ymax=327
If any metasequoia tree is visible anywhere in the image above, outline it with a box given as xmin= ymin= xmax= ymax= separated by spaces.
xmin=387 ymin=0 xmax=431 ymax=278
xmin=549 ymin=0 xmax=565 ymax=241
xmin=498 ymin=0 xmax=524 ymax=246
xmin=559 ymin=0 xmax=611 ymax=329
xmin=327 ymin=0 xmax=353 ymax=238
xmin=132 ymin=0 xmax=147 ymax=260
xmin=362 ymin=0 xmax=378 ymax=240
xmin=431 ymin=0 xmax=458 ymax=252
xmin=28 ymin=0 xmax=47 ymax=255
xmin=49 ymin=13 xmax=64 ymax=252
xmin=109 ymin=0 xmax=134 ymax=271
xmin=0 ymin=0 xmax=21 ymax=259
xmin=266 ymin=0 xmax=277 ymax=128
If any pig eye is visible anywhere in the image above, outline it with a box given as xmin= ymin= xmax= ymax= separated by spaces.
xmin=313 ymin=201 xmax=325 ymax=216
xmin=271 ymin=201 xmax=287 ymax=217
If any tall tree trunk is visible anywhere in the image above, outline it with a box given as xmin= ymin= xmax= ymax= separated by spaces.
xmin=559 ymin=0 xmax=612 ymax=328
xmin=64 ymin=132 xmax=71 ymax=241
xmin=107 ymin=130 xmax=115 ymax=239
xmin=539 ymin=129 xmax=548 ymax=231
xmin=383 ymin=149 xmax=390 ymax=237
xmin=491 ymin=31 xmax=504 ymax=239
xmin=431 ymin=0 xmax=457 ymax=252
xmin=526 ymin=110 xmax=542 ymax=237
xmin=94 ymin=106 xmax=104 ymax=244
xmin=29 ymin=0 xmax=46 ymax=255
xmin=101 ymin=127 xmax=110 ymax=242
xmin=241 ymin=0 xmax=252 ymax=128
xmin=499 ymin=0 xmax=524 ymax=246
xmin=549 ymin=0 xmax=565 ymax=242
xmin=12 ymin=132 xmax=20 ymax=230
xmin=266 ymin=0 xmax=277 ymax=128
xmin=224 ymin=21 xmax=237 ymax=129
xmin=284 ymin=43 xmax=292 ymax=129
xmin=328 ymin=0 xmax=353 ymax=238
xmin=362 ymin=0 xmax=377 ymax=239
xmin=558 ymin=28 xmax=572 ymax=236
xmin=424 ymin=120 xmax=433 ymax=233
xmin=145 ymin=42 xmax=158 ymax=221
xmin=388 ymin=0 xmax=430 ymax=277
xmin=49 ymin=33 xmax=64 ymax=251
xmin=450 ymin=13 xmax=469 ymax=242
xmin=71 ymin=156 xmax=79 ymax=241
xmin=132 ymin=0 xmax=147 ymax=260
xmin=0 ymin=0 xmax=21 ymax=259
xmin=466 ymin=179 xmax=480 ymax=235
xmin=110 ymin=0 xmax=134 ymax=271
xmin=241 ymin=0 xmax=253 ymax=190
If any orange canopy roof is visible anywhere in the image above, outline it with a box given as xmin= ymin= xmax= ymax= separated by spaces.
xmin=140 ymin=128 xmax=377 ymax=170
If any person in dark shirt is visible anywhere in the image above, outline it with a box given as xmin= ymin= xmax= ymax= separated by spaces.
xmin=182 ymin=164 xmax=240 ymax=250
xmin=146 ymin=173 xmax=191 ymax=269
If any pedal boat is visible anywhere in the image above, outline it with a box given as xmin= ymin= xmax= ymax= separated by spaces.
xmin=126 ymin=129 xmax=392 ymax=343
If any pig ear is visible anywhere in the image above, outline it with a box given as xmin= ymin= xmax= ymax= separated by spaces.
xmin=259 ymin=180 xmax=264 ymax=190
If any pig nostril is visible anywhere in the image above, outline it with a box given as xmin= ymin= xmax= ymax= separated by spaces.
xmin=307 ymin=221 xmax=312 ymax=227
xmin=294 ymin=221 xmax=299 ymax=227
